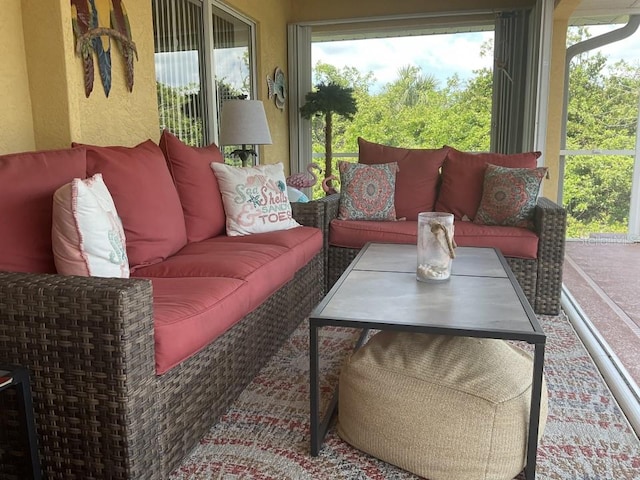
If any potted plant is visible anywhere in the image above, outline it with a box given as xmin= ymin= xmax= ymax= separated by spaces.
xmin=300 ymin=82 xmax=357 ymax=194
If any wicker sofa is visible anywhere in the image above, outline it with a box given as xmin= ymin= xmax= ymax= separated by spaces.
xmin=306 ymin=140 xmax=568 ymax=315
xmin=0 ymin=132 xmax=326 ymax=479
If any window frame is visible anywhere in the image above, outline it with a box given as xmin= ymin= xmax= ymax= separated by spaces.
xmin=288 ymin=4 xmax=551 ymax=177
xmin=152 ymin=0 xmax=258 ymax=153
xmin=205 ymin=1 xmax=258 ymax=147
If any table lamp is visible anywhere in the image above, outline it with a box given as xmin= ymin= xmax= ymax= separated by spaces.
xmin=219 ymin=99 xmax=272 ymax=167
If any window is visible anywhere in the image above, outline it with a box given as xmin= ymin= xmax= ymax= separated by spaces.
xmin=290 ymin=7 xmax=545 ymax=195
xmin=152 ymin=0 xmax=256 ymax=153
xmin=153 ymin=0 xmax=207 ymax=146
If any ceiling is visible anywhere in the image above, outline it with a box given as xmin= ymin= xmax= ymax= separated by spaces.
xmin=315 ymin=1 xmax=640 ymax=42
xmin=573 ymin=0 xmax=640 ymax=24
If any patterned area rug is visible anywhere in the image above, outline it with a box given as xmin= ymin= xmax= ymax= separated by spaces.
xmin=170 ymin=314 xmax=640 ymax=479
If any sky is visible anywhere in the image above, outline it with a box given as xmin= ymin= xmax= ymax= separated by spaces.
xmin=154 ymin=24 xmax=640 ymax=93
xmin=156 ymin=47 xmax=250 ymax=93
xmin=312 ymin=32 xmax=494 ymax=92
xmin=311 ymin=25 xmax=640 ymax=93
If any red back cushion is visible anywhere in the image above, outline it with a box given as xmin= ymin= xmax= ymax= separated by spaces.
xmin=159 ymin=130 xmax=226 ymax=242
xmin=358 ymin=138 xmax=448 ymax=220
xmin=0 ymin=148 xmax=87 ymax=273
xmin=81 ymin=140 xmax=187 ymax=270
xmin=435 ymin=147 xmax=541 ymax=220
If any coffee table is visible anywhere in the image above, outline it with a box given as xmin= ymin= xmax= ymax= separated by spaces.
xmin=309 ymin=243 xmax=546 ymax=480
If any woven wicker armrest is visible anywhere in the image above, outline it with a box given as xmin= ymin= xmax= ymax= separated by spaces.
xmin=0 ymin=271 xmax=160 ymax=478
xmin=291 ymin=194 xmax=340 ymax=234
xmin=534 ymin=197 xmax=567 ymax=259
xmin=290 ymin=198 xmax=325 ymax=230
xmin=533 ymin=197 xmax=567 ymax=314
xmin=321 ymin=193 xmax=340 ymax=222
xmin=292 ymin=194 xmax=340 ymax=289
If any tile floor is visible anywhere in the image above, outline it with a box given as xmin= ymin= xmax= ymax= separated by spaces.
xmin=563 ymin=240 xmax=640 ymax=387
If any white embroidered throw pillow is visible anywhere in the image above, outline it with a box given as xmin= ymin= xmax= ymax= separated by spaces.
xmin=52 ymin=173 xmax=129 ymax=277
xmin=210 ymin=162 xmax=300 ymax=236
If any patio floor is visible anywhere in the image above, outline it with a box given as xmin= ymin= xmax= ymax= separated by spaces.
xmin=563 ymin=240 xmax=640 ymax=388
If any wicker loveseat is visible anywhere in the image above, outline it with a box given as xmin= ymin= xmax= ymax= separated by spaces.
xmin=0 ymin=132 xmax=326 ymax=479
xmin=321 ymin=194 xmax=566 ymax=314
xmin=302 ymin=139 xmax=567 ymax=316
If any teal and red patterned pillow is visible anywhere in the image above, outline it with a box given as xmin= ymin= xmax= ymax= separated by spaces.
xmin=338 ymin=161 xmax=399 ymax=221
xmin=474 ymin=164 xmax=548 ymax=228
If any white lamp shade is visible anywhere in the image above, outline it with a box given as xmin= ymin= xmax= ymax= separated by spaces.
xmin=219 ymin=99 xmax=273 ymax=146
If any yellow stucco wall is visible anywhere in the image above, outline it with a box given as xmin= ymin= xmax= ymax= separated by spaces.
xmin=21 ymin=0 xmax=74 ymax=151
xmin=542 ymin=0 xmax=581 ymax=200
xmin=1 ymin=0 xmax=159 ymax=155
xmin=0 ymin=0 xmax=35 ymax=153
xmin=225 ymin=0 xmax=293 ymax=170
xmin=64 ymin=1 xmax=160 ymax=146
xmin=542 ymin=18 xmax=570 ymax=200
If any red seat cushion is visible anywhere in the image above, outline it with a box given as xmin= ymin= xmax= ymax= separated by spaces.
xmin=330 ymin=219 xmax=419 ymax=249
xmin=159 ymin=130 xmax=226 ymax=242
xmin=358 ymin=138 xmax=448 ymax=220
xmin=133 ymin=238 xmax=314 ymax=312
xmin=329 ymin=220 xmax=538 ymax=259
xmin=138 ymin=227 xmax=322 ymax=374
xmin=0 ymin=147 xmax=87 ymax=273
xmin=81 ymin=140 xmax=188 ymax=270
xmin=209 ymin=226 xmax=322 ymax=268
xmin=151 ymin=276 xmax=248 ymax=374
xmin=435 ymin=147 xmax=541 ymax=221
xmin=453 ymin=221 xmax=539 ymax=259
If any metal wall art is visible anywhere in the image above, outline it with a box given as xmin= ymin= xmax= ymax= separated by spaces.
xmin=71 ymin=0 xmax=138 ymax=97
xmin=267 ymin=67 xmax=287 ymax=110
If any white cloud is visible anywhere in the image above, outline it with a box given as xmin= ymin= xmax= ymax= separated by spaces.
xmin=155 ymin=51 xmax=200 ymax=89
xmin=314 ymin=26 xmax=640 ymax=93
xmin=312 ymin=32 xmax=494 ymax=92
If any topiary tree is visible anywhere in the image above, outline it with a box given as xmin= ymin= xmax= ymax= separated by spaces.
xmin=300 ymin=82 xmax=357 ymax=193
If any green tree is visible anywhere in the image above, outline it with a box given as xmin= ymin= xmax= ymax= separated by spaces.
xmin=442 ymin=69 xmax=493 ymax=151
xmin=564 ymin=156 xmax=633 ymax=237
xmin=156 ymin=82 xmax=203 ymax=145
xmin=314 ymin=62 xmax=374 ymax=95
xmin=311 ymin=62 xmax=373 ymax=160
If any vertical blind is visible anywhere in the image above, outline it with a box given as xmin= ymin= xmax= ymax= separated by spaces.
xmin=491 ymin=10 xmax=531 ymax=154
xmin=153 ymin=0 xmax=208 ymax=146
xmin=152 ymin=1 xmax=254 ymax=150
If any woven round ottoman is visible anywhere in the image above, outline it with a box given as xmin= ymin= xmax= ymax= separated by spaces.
xmin=337 ymin=331 xmax=548 ymax=480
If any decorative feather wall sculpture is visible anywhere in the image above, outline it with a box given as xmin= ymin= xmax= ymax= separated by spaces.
xmin=111 ymin=0 xmax=136 ymax=93
xmin=71 ymin=0 xmax=138 ymax=97
xmin=90 ymin=0 xmax=112 ymax=96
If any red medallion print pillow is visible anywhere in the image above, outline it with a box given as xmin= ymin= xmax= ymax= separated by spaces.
xmin=338 ymin=161 xmax=399 ymax=221
xmin=474 ymin=164 xmax=548 ymax=228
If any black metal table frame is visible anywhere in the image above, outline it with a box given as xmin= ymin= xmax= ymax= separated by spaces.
xmin=309 ymin=245 xmax=546 ymax=480
xmin=0 ymin=364 xmax=41 ymax=480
